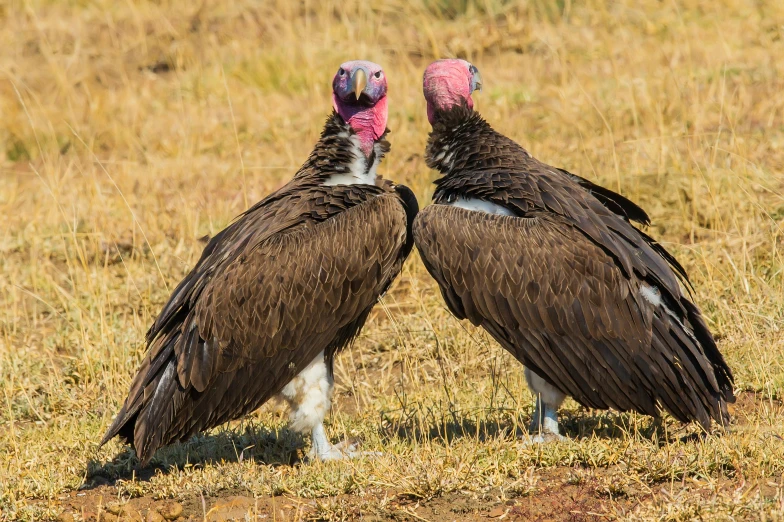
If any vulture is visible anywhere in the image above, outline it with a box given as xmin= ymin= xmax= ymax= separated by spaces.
xmin=101 ymin=60 xmax=418 ymax=463
xmin=413 ymin=59 xmax=734 ymax=441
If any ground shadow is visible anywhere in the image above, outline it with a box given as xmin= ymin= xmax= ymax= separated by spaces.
xmin=83 ymin=423 xmax=304 ymax=488
xmin=83 ymin=399 xmax=718 ymax=489
xmin=379 ymin=401 xmax=686 ymax=446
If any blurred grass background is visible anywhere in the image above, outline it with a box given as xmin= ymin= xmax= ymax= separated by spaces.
xmin=1 ymin=0 xmax=784 ymax=520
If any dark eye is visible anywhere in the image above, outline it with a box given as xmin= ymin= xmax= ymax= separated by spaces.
xmin=374 ymin=71 xmax=383 ymax=79
xmin=468 ymin=64 xmax=478 ymax=74
xmin=338 ymin=68 xmax=345 ymax=76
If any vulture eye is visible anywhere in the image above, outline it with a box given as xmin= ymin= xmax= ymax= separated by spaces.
xmin=469 ymin=64 xmax=478 ymax=75
xmin=338 ymin=68 xmax=346 ymax=76
xmin=374 ymin=71 xmax=383 ymax=79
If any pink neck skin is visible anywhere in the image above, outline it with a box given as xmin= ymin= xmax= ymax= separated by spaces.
xmin=423 ymin=67 xmax=474 ymax=124
xmin=332 ymin=95 xmax=388 ymax=157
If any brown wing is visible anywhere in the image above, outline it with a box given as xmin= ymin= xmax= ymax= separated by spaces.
xmin=103 ymin=191 xmax=411 ymax=463
xmin=429 ymin=109 xmax=691 ymax=290
xmin=414 ymin=204 xmax=729 ymax=427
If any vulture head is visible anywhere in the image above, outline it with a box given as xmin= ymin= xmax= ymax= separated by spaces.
xmin=332 ymin=60 xmax=388 ymax=156
xmin=423 ymin=59 xmax=482 ymax=124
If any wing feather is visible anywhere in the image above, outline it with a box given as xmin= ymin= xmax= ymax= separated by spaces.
xmin=414 ymin=204 xmax=730 ymax=426
xmin=180 ymin=192 xmax=407 ymax=388
xmin=102 ymin=190 xmax=412 ymax=463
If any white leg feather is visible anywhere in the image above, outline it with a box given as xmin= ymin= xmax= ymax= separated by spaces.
xmin=279 ymin=351 xmax=333 ymax=434
xmin=278 ymin=352 xmax=368 ymax=461
xmin=524 ymin=367 xmax=567 ymax=443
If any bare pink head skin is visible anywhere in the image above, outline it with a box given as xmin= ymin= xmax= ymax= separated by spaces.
xmin=332 ymin=60 xmax=388 ymax=157
xmin=423 ymin=59 xmax=482 ymax=124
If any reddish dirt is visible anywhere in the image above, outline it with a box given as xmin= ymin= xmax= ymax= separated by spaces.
xmin=51 ymin=472 xmax=782 ymax=522
xmin=48 ymin=467 xmax=643 ymax=522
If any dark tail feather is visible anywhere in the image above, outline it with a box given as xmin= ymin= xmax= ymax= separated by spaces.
xmin=100 ymin=399 xmax=140 ymax=447
xmin=100 ymin=333 xmax=185 ymax=465
xmin=682 ymin=297 xmax=735 ymax=421
xmin=132 ymin=360 xmax=186 ymax=464
xmin=100 ymin=355 xmax=153 ymax=447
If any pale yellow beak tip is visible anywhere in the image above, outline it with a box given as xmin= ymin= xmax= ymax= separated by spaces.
xmin=353 ymin=68 xmax=368 ymax=99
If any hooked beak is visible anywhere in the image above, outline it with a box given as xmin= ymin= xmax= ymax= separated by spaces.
xmin=471 ymin=66 xmax=483 ymax=93
xmin=352 ymin=68 xmax=368 ymax=100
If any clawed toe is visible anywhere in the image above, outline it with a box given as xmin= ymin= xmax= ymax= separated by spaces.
xmin=310 ymin=438 xmax=380 ymax=461
xmin=522 ymin=432 xmax=567 ymax=445
xmin=331 ymin=439 xmax=361 ymax=454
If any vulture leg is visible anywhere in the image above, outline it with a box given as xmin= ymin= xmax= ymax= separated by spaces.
xmin=525 ymin=367 xmax=566 ymax=442
xmin=278 ymin=351 xmax=360 ymax=460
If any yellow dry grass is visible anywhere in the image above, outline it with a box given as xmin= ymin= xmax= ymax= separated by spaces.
xmin=1 ymin=0 xmax=784 ymax=520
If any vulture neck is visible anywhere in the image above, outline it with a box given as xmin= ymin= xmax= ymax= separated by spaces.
xmin=298 ymin=112 xmax=389 ymax=187
xmin=426 ymin=107 xmax=531 ymax=178
xmin=427 ymin=107 xmax=491 ymax=176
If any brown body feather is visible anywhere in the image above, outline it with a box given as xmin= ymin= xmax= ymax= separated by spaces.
xmin=414 ymin=107 xmax=733 ymax=428
xmin=102 ymin=113 xmax=418 ymax=464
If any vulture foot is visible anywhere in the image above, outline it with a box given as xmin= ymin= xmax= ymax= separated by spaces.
xmin=526 ymin=432 xmax=567 ymax=445
xmin=526 ymin=373 xmax=567 ymax=443
xmin=309 ymin=424 xmax=380 ymax=461
xmin=310 ymin=439 xmax=360 ymax=461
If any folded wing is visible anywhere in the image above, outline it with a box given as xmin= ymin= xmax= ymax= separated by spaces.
xmin=102 ymin=190 xmax=411 ymax=463
xmin=414 ymin=204 xmax=732 ymax=427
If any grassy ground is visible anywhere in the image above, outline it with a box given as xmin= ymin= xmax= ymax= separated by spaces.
xmin=2 ymin=0 xmax=784 ymax=520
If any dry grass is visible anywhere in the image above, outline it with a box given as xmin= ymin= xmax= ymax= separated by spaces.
xmin=2 ymin=0 xmax=784 ymax=520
